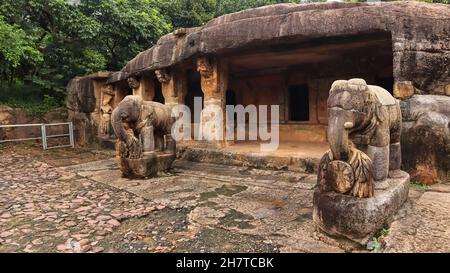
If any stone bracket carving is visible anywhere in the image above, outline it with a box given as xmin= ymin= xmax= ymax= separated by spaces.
xmin=127 ymin=76 xmax=140 ymax=90
xmin=155 ymin=68 xmax=187 ymax=106
xmin=155 ymin=69 xmax=171 ymax=84
xmin=99 ymin=84 xmax=115 ymax=137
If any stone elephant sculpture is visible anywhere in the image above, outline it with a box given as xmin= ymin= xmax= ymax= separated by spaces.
xmin=325 ymin=78 xmax=402 ymax=186
xmin=111 ymin=95 xmax=175 ymax=159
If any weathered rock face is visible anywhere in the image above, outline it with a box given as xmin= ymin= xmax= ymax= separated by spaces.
xmin=401 ymin=95 xmax=450 ymax=184
xmin=66 ymin=77 xmax=96 ymax=113
xmin=66 ymin=72 xmax=112 ymax=147
xmin=0 ymin=106 xmax=68 ymax=141
xmin=66 ymin=77 xmax=97 ymax=147
xmin=0 ymin=106 xmax=17 ymax=140
xmin=111 ymin=1 xmax=450 ymax=95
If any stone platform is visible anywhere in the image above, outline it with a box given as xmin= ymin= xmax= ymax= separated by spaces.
xmin=313 ymin=170 xmax=410 ymax=244
xmin=178 ymin=141 xmax=328 ymax=173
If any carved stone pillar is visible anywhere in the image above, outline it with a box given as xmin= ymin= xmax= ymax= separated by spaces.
xmin=155 ymin=68 xmax=187 ymax=108
xmin=114 ymin=84 xmax=127 ymax=108
xmin=128 ymin=76 xmax=155 ymax=101
xmin=197 ymin=57 xmax=229 ymax=144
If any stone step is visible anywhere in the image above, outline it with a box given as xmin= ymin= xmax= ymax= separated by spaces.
xmin=177 ymin=145 xmax=321 ymax=174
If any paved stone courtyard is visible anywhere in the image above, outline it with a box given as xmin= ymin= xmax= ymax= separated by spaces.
xmin=0 ymin=144 xmax=449 ymax=253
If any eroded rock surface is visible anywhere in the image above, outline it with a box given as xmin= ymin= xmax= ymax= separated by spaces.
xmin=401 ymin=95 xmax=450 ymax=184
xmin=384 ymin=184 xmax=450 ymax=253
xmin=112 ymin=1 xmax=450 ymax=95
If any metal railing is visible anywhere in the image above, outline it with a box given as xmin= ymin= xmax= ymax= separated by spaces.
xmin=0 ymin=122 xmax=74 ymax=150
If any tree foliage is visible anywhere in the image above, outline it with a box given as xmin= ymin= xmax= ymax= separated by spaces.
xmin=0 ymin=0 xmax=170 ymax=104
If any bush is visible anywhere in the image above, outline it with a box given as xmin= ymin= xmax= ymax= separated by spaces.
xmin=0 ymin=83 xmax=61 ymax=115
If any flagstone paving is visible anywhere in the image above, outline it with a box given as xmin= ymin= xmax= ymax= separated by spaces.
xmin=0 ymin=144 xmax=449 ymax=253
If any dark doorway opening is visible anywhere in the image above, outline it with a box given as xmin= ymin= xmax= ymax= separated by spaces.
xmin=226 ymin=89 xmax=237 ymax=129
xmin=375 ymin=77 xmax=394 ymax=95
xmin=289 ymin=84 xmax=309 ymax=121
xmin=154 ymin=81 xmax=165 ymax=104
xmin=226 ymin=89 xmax=236 ymax=107
xmin=185 ymin=70 xmax=203 ymax=123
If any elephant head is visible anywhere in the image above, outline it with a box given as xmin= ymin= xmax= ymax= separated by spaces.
xmin=327 ymin=79 xmax=380 ymax=161
xmin=111 ymin=95 xmax=144 ymax=158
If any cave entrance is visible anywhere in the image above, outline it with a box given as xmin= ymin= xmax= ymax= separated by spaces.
xmin=288 ymin=84 xmax=309 ymax=122
xmin=224 ymin=31 xmax=393 ymax=146
xmin=184 ymin=69 xmax=203 ymax=123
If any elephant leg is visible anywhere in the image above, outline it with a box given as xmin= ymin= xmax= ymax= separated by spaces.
xmin=367 ymin=145 xmax=390 ymax=189
xmin=389 ymin=142 xmax=401 ymax=171
xmin=389 ymin=114 xmax=402 ymax=171
xmin=140 ymin=125 xmax=155 ymax=155
xmin=164 ymin=134 xmax=176 ymax=154
xmin=154 ymin=134 xmax=164 ymax=151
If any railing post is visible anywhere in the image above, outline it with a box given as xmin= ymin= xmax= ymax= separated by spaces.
xmin=69 ymin=122 xmax=74 ymax=148
xmin=41 ymin=124 xmax=47 ymax=150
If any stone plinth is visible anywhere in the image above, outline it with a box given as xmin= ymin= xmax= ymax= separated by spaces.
xmin=313 ymin=170 xmax=410 ymax=244
xmin=116 ymin=152 xmax=175 ymax=178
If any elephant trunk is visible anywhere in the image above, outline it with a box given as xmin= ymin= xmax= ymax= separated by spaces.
xmin=327 ymin=108 xmax=354 ymax=161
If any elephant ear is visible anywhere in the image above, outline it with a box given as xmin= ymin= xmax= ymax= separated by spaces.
xmin=375 ymin=101 xmax=386 ymax=122
xmin=364 ymin=89 xmax=385 ymax=123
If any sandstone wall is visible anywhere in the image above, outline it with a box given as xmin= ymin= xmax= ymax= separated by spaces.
xmin=0 ymin=106 xmax=68 ymax=143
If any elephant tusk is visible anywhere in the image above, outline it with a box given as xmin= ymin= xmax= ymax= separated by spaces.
xmin=344 ymin=122 xmax=354 ymax=129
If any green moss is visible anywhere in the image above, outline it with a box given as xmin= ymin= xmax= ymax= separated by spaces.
xmin=410 ymin=180 xmax=429 ymax=192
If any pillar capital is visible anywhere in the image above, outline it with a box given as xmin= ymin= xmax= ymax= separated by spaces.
xmin=197 ymin=57 xmax=228 ymax=100
xmin=127 ymin=75 xmax=155 ymax=101
xmin=155 ymin=68 xmax=187 ymax=107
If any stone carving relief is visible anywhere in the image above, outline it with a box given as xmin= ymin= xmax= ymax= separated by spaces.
xmin=197 ymin=57 xmax=214 ymax=79
xmin=111 ymin=95 xmax=176 ymax=178
xmin=99 ymin=84 xmax=115 ymax=137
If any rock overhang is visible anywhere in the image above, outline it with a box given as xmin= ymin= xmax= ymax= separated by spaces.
xmin=107 ymin=1 xmax=450 ymax=94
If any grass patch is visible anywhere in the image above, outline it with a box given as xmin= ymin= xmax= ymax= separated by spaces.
xmin=367 ymin=228 xmax=389 ymax=253
xmin=410 ymin=180 xmax=429 ymax=191
xmin=0 ymin=83 xmax=61 ymax=115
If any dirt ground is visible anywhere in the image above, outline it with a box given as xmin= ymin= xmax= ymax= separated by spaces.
xmin=0 ymin=143 xmax=449 ymax=253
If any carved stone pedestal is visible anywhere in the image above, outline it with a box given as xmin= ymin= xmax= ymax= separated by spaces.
xmin=117 ymin=152 xmax=175 ymax=178
xmin=313 ymin=170 xmax=410 ymax=244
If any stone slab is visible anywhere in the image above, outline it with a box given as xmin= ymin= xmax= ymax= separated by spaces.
xmin=384 ymin=190 xmax=450 ymax=252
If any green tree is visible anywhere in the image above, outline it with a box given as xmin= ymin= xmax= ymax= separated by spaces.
xmin=79 ymin=0 xmax=171 ymax=70
xmin=158 ymin=0 xmax=217 ymax=29
xmin=0 ymin=16 xmax=43 ymax=84
xmin=215 ymin=0 xmax=300 ymax=16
